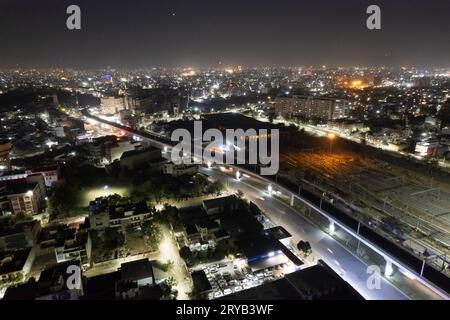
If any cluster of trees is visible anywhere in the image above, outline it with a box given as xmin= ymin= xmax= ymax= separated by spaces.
xmin=154 ymin=260 xmax=174 ymax=273
xmin=161 ymin=276 xmax=178 ymax=300
xmin=129 ymin=172 xmax=225 ymax=203
xmin=10 ymin=212 xmax=33 ymax=223
xmin=155 ymin=204 xmax=179 ymax=226
xmin=142 ymin=220 xmax=163 ymax=251
xmin=89 ymin=228 xmax=125 ymax=262
xmin=48 ymin=183 xmax=82 ymax=218
xmin=48 ymin=164 xmax=108 ymax=218
xmin=297 ymin=240 xmax=312 ymax=256
xmin=179 ymin=239 xmax=238 ymax=267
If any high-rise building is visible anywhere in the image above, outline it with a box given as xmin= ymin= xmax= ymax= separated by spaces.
xmin=52 ymin=94 xmax=59 ymax=107
xmin=333 ymin=99 xmax=351 ymax=120
xmin=100 ymin=96 xmax=125 ymax=115
xmin=6 ymin=182 xmax=44 ymax=215
xmin=273 ymin=96 xmax=349 ymax=121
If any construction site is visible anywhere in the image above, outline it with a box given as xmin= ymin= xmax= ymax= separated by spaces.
xmin=281 ymin=148 xmax=450 ymax=276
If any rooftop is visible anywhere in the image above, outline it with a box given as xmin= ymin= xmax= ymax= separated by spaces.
xmin=222 ymin=260 xmax=364 ymax=300
xmin=203 ymin=195 xmax=239 ymax=210
xmin=120 ymin=147 xmax=159 ymax=160
xmin=264 ymin=226 xmax=292 ymax=240
xmin=191 ymin=270 xmax=212 ymax=293
xmin=7 ymin=182 xmax=38 ymax=195
xmin=120 ymin=258 xmax=154 ymax=282
xmin=0 ymin=248 xmax=32 ymax=275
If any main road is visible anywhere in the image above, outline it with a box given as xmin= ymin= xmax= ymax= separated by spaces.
xmin=200 ymin=166 xmax=444 ymax=300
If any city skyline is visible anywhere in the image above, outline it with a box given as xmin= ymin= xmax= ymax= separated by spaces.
xmin=1 ymin=0 xmax=450 ymax=304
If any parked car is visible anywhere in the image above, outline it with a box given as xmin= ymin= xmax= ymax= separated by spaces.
xmin=223 ymin=288 xmax=232 ymax=295
xmin=233 ymin=286 xmax=243 ymax=292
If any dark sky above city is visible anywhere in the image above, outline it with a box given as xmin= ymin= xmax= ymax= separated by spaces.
xmin=0 ymin=0 xmax=449 ymax=69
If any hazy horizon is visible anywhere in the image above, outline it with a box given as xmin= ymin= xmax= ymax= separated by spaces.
xmin=1 ymin=0 xmax=449 ymax=69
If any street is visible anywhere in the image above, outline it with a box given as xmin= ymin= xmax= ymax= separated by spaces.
xmin=201 ymin=166 xmax=443 ymax=300
xmin=159 ymin=224 xmax=192 ymax=299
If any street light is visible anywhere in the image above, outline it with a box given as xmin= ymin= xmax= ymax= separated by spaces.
xmin=328 ymin=133 xmax=335 ymax=153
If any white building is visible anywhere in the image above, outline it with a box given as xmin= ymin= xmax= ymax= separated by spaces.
xmin=163 ymin=162 xmax=198 ymax=177
xmin=100 ymin=96 xmax=125 ymax=115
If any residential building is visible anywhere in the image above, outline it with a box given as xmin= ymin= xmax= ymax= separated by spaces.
xmin=35 ymin=260 xmax=84 ymax=300
xmin=0 ymin=247 xmax=36 ymax=287
xmin=115 ymin=259 xmax=157 ymax=300
xmin=100 ymin=96 xmax=125 ymax=115
xmin=89 ymin=198 xmax=152 ymax=232
xmin=203 ymin=195 xmax=240 ymax=215
xmin=32 ymin=164 xmax=61 ymax=188
xmin=82 ymin=259 xmax=166 ymax=300
xmin=273 ymin=95 xmax=350 ymax=121
xmin=163 ymin=162 xmax=198 ymax=177
xmin=3 ymin=260 xmax=84 ymax=300
xmin=120 ymin=147 xmax=161 ymax=170
xmin=6 ymin=182 xmax=44 ymax=215
xmin=0 ymin=219 xmax=41 ymax=251
xmin=38 ymin=225 xmax=92 ymax=268
xmin=181 ymin=220 xmax=222 ymax=249
xmin=221 ymin=260 xmax=364 ymax=300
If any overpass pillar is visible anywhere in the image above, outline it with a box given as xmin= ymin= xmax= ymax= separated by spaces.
xmin=329 ymin=220 xmax=335 ymax=235
xmin=385 ymin=260 xmax=393 ymax=277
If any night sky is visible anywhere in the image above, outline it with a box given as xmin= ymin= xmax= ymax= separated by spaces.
xmin=0 ymin=0 xmax=449 ymax=69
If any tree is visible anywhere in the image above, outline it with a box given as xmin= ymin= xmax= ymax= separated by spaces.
xmin=179 ymin=247 xmax=194 ymax=265
xmin=143 ymin=221 xmax=162 ymax=251
xmin=215 ymin=238 xmax=238 ymax=259
xmin=103 ymin=228 xmax=125 ymax=248
xmin=297 ymin=240 xmax=312 ymax=256
xmin=108 ymin=194 xmax=123 ymax=206
xmin=48 ymin=184 xmax=81 ymax=217
xmin=161 ymin=276 xmax=178 ymax=299
xmin=14 ymin=211 xmax=33 ymax=222
xmin=159 ymin=204 xmax=179 ymax=225
xmin=209 ymin=181 xmax=225 ymax=195
xmin=157 ymin=260 xmax=174 ymax=272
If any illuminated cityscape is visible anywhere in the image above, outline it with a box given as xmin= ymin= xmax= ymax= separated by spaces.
xmin=0 ymin=0 xmax=449 ymax=308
